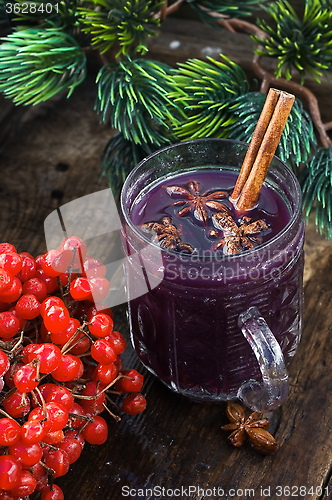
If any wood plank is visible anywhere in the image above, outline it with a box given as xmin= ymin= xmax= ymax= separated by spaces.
xmin=148 ymin=18 xmax=332 ymax=123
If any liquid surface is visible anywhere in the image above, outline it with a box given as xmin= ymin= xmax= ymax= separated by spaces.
xmin=131 ymin=169 xmax=291 ymax=255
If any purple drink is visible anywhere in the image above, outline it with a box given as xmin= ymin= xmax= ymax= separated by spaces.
xmin=121 ymin=139 xmax=304 ymax=403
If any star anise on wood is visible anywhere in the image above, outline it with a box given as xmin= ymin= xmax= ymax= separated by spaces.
xmin=211 ymin=214 xmax=269 ymax=254
xmin=221 ymin=401 xmax=279 ymax=455
xmin=164 ymin=181 xmax=229 ymax=225
xmin=141 ymin=216 xmax=194 ymax=253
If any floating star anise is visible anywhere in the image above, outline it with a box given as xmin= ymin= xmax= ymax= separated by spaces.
xmin=141 ymin=217 xmax=194 ymax=253
xmin=221 ymin=401 xmax=279 ymax=455
xmin=164 ymin=181 xmax=228 ymax=225
xmin=211 ymin=214 xmax=269 ymax=255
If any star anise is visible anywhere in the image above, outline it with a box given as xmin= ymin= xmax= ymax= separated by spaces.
xmin=221 ymin=401 xmax=279 ymax=455
xmin=141 ymin=216 xmax=194 ymax=253
xmin=211 ymin=214 xmax=269 ymax=254
xmin=164 ymin=180 xmax=229 ymax=225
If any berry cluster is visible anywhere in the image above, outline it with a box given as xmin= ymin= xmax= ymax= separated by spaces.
xmin=0 ymin=237 xmax=146 ymax=500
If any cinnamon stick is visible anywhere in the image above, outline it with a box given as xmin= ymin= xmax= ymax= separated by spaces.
xmin=231 ymin=89 xmax=295 ymax=212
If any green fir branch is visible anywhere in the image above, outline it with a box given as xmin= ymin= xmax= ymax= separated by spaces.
xmin=0 ymin=28 xmax=86 ymax=105
xmin=228 ymin=92 xmax=316 ymax=170
xmin=79 ymin=0 xmax=163 ymax=56
xmin=11 ymin=0 xmax=82 ymax=35
xmin=300 ymin=146 xmax=332 ymax=239
xmin=187 ymin=0 xmax=266 ymax=27
xmin=100 ymin=132 xmax=162 ymax=194
xmin=95 ymin=57 xmax=183 ymax=145
xmin=253 ymin=0 xmax=332 ymax=84
xmin=168 ymin=55 xmax=249 ymax=140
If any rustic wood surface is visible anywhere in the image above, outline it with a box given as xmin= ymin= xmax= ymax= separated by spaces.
xmin=1 ymin=16 xmax=332 ymax=500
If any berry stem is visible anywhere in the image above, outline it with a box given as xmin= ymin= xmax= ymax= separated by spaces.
xmin=98 ymin=373 xmax=124 ymax=395
xmin=39 ymin=460 xmax=55 ymax=476
xmin=102 ymin=402 xmax=121 ymax=422
xmin=0 ymin=408 xmax=18 ymax=421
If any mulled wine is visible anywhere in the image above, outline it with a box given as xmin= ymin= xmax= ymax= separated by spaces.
xmin=121 ymin=139 xmax=304 ymax=402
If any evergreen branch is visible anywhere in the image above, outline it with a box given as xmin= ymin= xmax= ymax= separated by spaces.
xmin=300 ymin=146 xmax=332 ymax=239
xmin=11 ymin=0 xmax=82 ymax=35
xmin=100 ymin=132 xmax=162 ymax=194
xmin=168 ymin=55 xmax=249 ymax=140
xmin=95 ymin=57 xmax=183 ymax=145
xmin=79 ymin=0 xmax=163 ymax=56
xmin=187 ymin=0 xmax=267 ymax=27
xmin=228 ymin=92 xmax=316 ymax=170
xmin=0 ymin=28 xmax=86 ymax=105
xmin=253 ymin=0 xmax=332 ymax=84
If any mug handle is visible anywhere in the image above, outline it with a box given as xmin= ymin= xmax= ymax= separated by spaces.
xmin=237 ymin=306 xmax=289 ymax=412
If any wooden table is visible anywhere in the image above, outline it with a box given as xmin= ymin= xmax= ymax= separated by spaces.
xmin=1 ymin=19 xmax=332 ymax=500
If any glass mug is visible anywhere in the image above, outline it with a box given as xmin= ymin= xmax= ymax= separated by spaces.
xmin=120 ymin=139 xmax=304 ymax=412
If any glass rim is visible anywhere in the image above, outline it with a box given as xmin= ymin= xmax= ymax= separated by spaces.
xmin=120 ymin=138 xmax=303 ymax=261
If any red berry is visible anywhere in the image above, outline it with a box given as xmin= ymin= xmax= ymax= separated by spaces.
xmin=41 ymin=250 xmax=72 ymax=278
xmin=43 ymin=449 xmax=69 ymax=478
xmin=91 ymin=339 xmax=117 ymax=365
xmin=17 ymin=252 xmax=36 ymax=282
xmin=122 ymin=393 xmax=147 ymax=415
xmin=22 ymin=278 xmax=47 ymax=302
xmin=51 ymin=354 xmax=84 ymax=382
xmin=13 ymin=363 xmax=39 ymax=393
xmin=105 ymin=330 xmax=126 ymax=355
xmin=114 ymin=355 xmax=123 ymax=373
xmin=93 ymin=363 xmax=117 ymax=386
xmin=34 ymin=268 xmax=58 ymax=293
xmin=3 ymin=391 xmax=30 ymax=418
xmin=0 ymin=311 xmax=20 ymax=339
xmin=60 ymin=236 xmax=87 ymax=270
xmin=90 ymin=277 xmax=110 ymax=303
xmin=67 ymin=333 xmax=91 ymax=356
xmin=21 ymin=344 xmax=38 ymax=364
xmin=27 ymin=343 xmax=61 ymax=373
xmin=43 ymin=429 xmax=65 ymax=445
xmin=70 ymin=277 xmax=93 ymax=301
xmin=0 ymin=243 xmax=17 ymax=254
xmin=0 ymin=269 xmax=14 ymax=294
xmin=89 ymin=313 xmax=113 ymax=338
xmin=46 ymin=385 xmax=74 ymax=410
xmin=83 ymin=256 xmax=106 ymax=278
xmin=20 ymin=420 xmax=45 ymax=445
xmin=43 ymin=304 xmax=70 ymax=334
xmin=49 ymin=317 xmax=80 ymax=345
xmin=0 ymin=418 xmax=21 ymax=446
xmin=9 ymin=441 xmax=43 ymax=467
xmin=10 ymin=469 xmax=37 ymax=497
xmin=68 ymin=402 xmax=85 ymax=429
xmin=15 ymin=294 xmax=41 ymax=320
xmin=0 ymin=277 xmax=22 ymax=303
xmin=0 ymin=455 xmax=21 ymax=490
xmin=44 ymin=402 xmax=69 ymax=431
xmin=41 ymin=484 xmax=64 ymax=500
xmin=57 ymin=433 xmax=84 ymax=463
xmin=86 ymin=303 xmax=113 ymax=321
xmin=82 ymin=415 xmax=108 ymax=444
xmin=28 ymin=407 xmax=52 ymax=435
xmin=0 ymin=252 xmax=22 ymax=275
xmin=40 ymin=296 xmax=64 ymax=318
xmin=0 ymin=350 xmax=10 ymax=376
xmin=80 ymin=381 xmax=105 ymax=407
xmin=115 ymin=369 xmax=144 ymax=393
xmin=8 ymin=306 xmax=26 ymax=330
